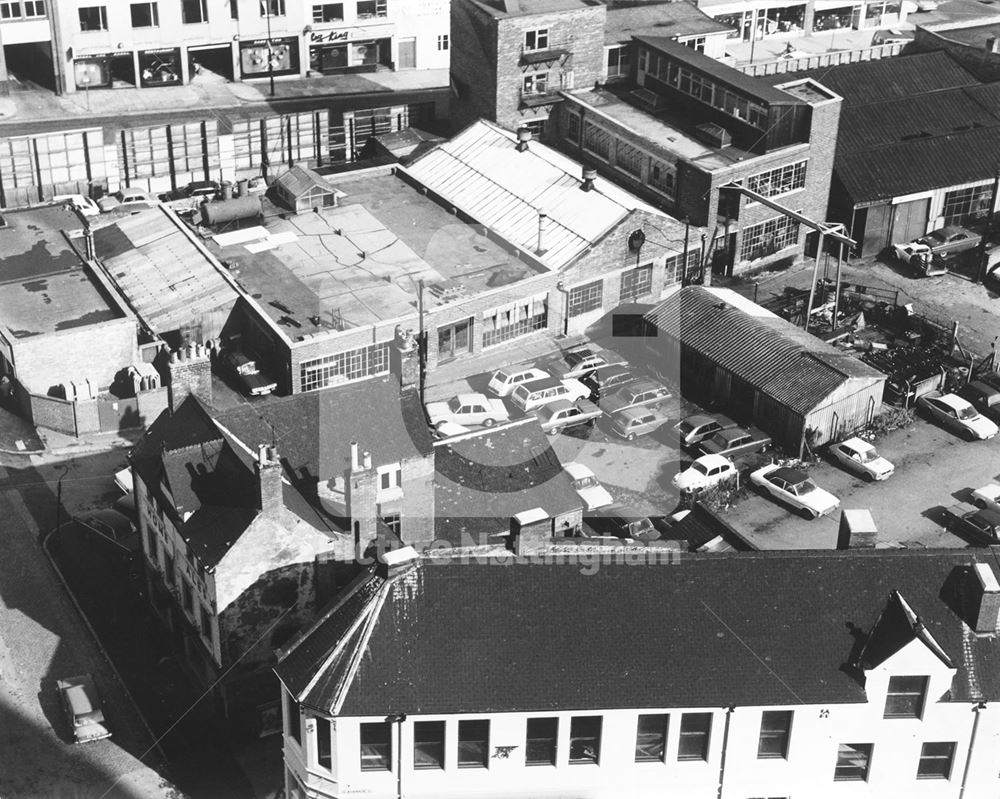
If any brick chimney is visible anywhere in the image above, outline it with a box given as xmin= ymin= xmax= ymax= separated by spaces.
xmin=255 ymin=444 xmax=283 ymax=518
xmin=973 ymin=562 xmax=1000 ymax=634
xmin=347 ymin=440 xmax=379 ymax=555
xmin=168 ymin=340 xmax=215 ymax=410
xmin=390 ymin=326 xmax=420 ymax=394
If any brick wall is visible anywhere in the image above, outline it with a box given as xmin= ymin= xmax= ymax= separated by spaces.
xmin=400 ymin=453 xmax=436 ymax=547
xmin=451 ymin=0 xmax=501 ymax=130
xmin=28 ymin=393 xmax=76 ymax=435
xmin=167 ymin=342 xmax=214 ymax=410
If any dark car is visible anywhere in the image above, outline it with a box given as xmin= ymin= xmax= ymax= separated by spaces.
xmin=697 ymin=426 xmax=771 ymax=459
xmin=950 ymin=507 xmax=1000 ymax=545
xmin=222 ymin=351 xmax=277 ymax=396
xmin=592 ymin=506 xmax=660 ymax=542
xmin=917 ymin=225 xmax=979 ymax=258
xmin=598 ymin=379 xmax=671 ymax=415
xmin=581 ymin=364 xmax=635 ymax=401
xmin=960 ymin=380 xmax=1000 ymax=423
xmin=673 ymin=413 xmax=738 ymax=448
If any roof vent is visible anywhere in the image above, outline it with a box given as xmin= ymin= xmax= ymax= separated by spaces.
xmin=516 ymin=126 xmax=532 ymax=152
xmin=630 ymin=87 xmax=666 ymax=112
xmin=581 ymin=168 xmax=597 ymax=192
xmin=694 ymin=123 xmax=732 ymax=149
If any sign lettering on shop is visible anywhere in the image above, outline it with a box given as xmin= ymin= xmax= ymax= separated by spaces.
xmin=310 ymin=30 xmax=350 ymax=43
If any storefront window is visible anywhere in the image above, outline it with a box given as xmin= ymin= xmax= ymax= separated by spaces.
xmin=240 ymin=37 xmax=300 ymax=78
xmin=813 ymin=6 xmax=854 ymax=31
xmin=139 ymin=48 xmax=181 ymax=87
xmin=761 ymin=5 xmax=806 ymax=35
xmin=74 ymin=58 xmax=111 ymax=89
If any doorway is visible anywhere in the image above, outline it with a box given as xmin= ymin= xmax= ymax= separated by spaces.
xmin=188 ymin=44 xmax=234 ymax=82
xmin=398 ymin=38 xmax=416 ymax=69
xmin=891 ymin=197 xmax=930 ymax=247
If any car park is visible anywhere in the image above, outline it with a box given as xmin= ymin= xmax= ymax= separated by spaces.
xmin=828 ymin=437 xmax=895 ymax=481
xmin=959 ymin=380 xmax=1000 ymax=423
xmin=697 ymin=426 xmax=771 ymax=459
xmin=598 ymin=379 xmax=671 ymax=415
xmin=581 ymin=364 xmax=635 ymax=400
xmin=58 ymin=674 xmax=111 ymax=744
xmin=950 ymin=506 xmax=1000 ymax=545
xmin=750 ymin=464 xmax=840 ymax=519
xmin=488 ymin=367 xmax=550 ymax=397
xmin=971 ymin=483 xmax=1000 ymax=513
xmin=563 ymin=462 xmax=614 ymax=510
xmin=610 ymin=406 xmax=670 ymax=440
xmin=510 ymin=376 xmax=590 ymax=412
xmin=221 ymin=351 xmax=277 ymax=396
xmin=673 ymin=413 xmax=737 ymax=447
xmin=672 ymin=454 xmax=738 ymax=495
xmin=554 ymin=346 xmax=622 ymax=379
xmin=535 ymin=398 xmax=602 ymax=435
xmin=97 ymin=189 xmax=158 ymax=212
xmin=53 ymin=194 xmax=99 ymax=218
xmin=426 ymin=393 xmax=510 ymax=428
xmin=917 ymin=391 xmax=999 ymax=440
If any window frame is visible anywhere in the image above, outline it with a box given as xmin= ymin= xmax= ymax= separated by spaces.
xmin=567 ymin=279 xmax=603 ymax=317
xmin=746 ymin=161 xmax=808 ymax=200
xmin=635 ymin=713 xmax=668 ymax=762
xmin=413 ymin=720 xmax=445 ymax=770
xmin=620 ymin=263 xmax=654 ymax=302
xmin=569 ymin=716 xmax=602 ymax=765
xmin=884 ymin=675 xmax=929 ymax=719
xmin=261 ymin=0 xmax=287 ymax=15
xmin=678 ymin=712 xmax=712 ymax=761
xmin=312 ymin=2 xmax=344 ymax=22
xmin=834 ymin=742 xmax=873 ymax=781
xmin=757 ymin=710 xmax=792 ymax=759
xmin=525 ymin=717 xmax=558 ymax=766
xmin=524 ymin=28 xmax=550 ymax=51
xmin=437 ymin=33 xmax=449 ymax=50
xmin=286 ymin=691 xmax=302 ymax=745
xmin=181 ymin=0 xmax=208 ymax=24
xmin=458 ymin=719 xmax=490 ymax=768
xmin=917 ymin=741 xmax=956 ymax=780
xmin=315 ymin=716 xmax=333 ymax=770
xmin=130 ymin=1 xmax=159 ymax=27
xmin=78 ymin=5 xmax=108 ymax=31
xmin=360 ymin=721 xmax=392 ymax=771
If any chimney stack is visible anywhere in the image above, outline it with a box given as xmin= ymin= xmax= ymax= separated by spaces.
xmin=516 ymin=126 xmax=532 ymax=152
xmin=347 ymin=441 xmax=378 ymax=556
xmin=536 ymin=212 xmax=549 ymax=254
xmin=363 ymin=451 xmax=372 ymax=470
xmin=973 ymin=562 xmax=1000 ymax=634
xmin=378 ymin=545 xmax=421 ymax=579
xmin=167 ymin=340 xmax=214 ymax=411
xmin=390 ymin=326 xmax=420 ymax=395
xmin=581 ymin=168 xmax=597 ymax=192
xmin=510 ymin=508 xmax=552 ymax=556
xmin=256 ymin=444 xmax=283 ymax=518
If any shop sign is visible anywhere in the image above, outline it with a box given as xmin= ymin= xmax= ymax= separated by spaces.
xmin=310 ymin=30 xmax=350 ymax=43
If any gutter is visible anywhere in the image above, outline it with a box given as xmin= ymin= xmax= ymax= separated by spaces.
xmin=716 ymin=705 xmax=734 ymax=799
xmin=958 ymin=701 xmax=986 ymax=799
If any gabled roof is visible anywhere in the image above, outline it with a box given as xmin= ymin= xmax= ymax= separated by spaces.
xmin=403 ymin=120 xmax=663 ymax=270
xmin=644 ymin=287 xmax=884 ymax=415
xmin=858 ymin=590 xmax=954 ymax=671
xmin=274 ymin=165 xmax=337 ymax=199
xmin=276 ymin=550 xmax=1000 ymax=716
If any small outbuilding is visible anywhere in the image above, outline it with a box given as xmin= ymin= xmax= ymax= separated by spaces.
xmin=273 ymin=166 xmax=340 ymax=213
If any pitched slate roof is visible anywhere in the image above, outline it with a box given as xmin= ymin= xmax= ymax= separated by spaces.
xmin=276 ymin=550 xmax=1000 ymax=716
xmin=644 ymin=287 xmax=884 ymax=415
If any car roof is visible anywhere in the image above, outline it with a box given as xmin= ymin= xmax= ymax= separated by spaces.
xmin=694 ymin=453 xmax=732 ymax=469
xmin=770 ymin=466 xmax=808 ymax=483
xmin=589 ymin=364 xmax=630 ymax=378
xmin=563 ymin=461 xmax=595 ymax=479
xmin=622 ymin=378 xmax=659 ymax=393
xmin=938 ymin=393 xmax=973 ymax=410
xmin=682 ymin=413 xmax=714 ymax=426
xmin=456 ymin=393 xmax=488 ymax=404
xmin=618 ymin=406 xmax=662 ymax=421
xmin=540 ymin=398 xmax=574 ymax=415
xmin=520 ymin=376 xmax=564 ymax=391
xmin=716 ymin=427 xmax=751 ymax=442
xmin=839 ymin=436 xmax=874 ymax=451
xmin=967 ymin=381 xmax=999 ymax=396
xmin=970 ymin=508 xmax=1000 ymax=524
xmin=975 ymin=483 xmax=1000 ymax=499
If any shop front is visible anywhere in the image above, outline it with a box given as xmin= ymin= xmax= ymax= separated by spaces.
xmin=239 ymin=37 xmax=300 ymax=80
xmin=307 ymin=30 xmax=391 ymax=73
xmin=139 ymin=48 xmax=182 ymax=88
xmin=713 ymin=4 xmax=807 ymax=39
xmin=73 ymin=51 xmax=136 ymax=89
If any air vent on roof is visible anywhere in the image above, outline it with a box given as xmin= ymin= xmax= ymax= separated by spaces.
xmin=694 ymin=122 xmax=732 ymax=149
xmin=630 ymin=88 xmax=666 ymax=112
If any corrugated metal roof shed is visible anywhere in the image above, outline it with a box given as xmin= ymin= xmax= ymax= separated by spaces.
xmin=645 ymin=286 xmax=884 ymax=415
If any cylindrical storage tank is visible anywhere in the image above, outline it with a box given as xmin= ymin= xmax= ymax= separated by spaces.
xmin=201 ymin=196 xmax=263 ymax=226
xmin=220 ymin=180 xmax=233 ymax=200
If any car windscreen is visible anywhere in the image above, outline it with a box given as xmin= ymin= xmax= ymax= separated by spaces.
xmin=493 ymin=371 xmax=510 ymax=383
xmin=958 ymin=406 xmax=978 ymax=420
xmin=574 ymin=477 xmax=596 ymax=489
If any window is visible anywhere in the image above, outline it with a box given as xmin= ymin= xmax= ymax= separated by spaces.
xmin=0 ymin=2 xmax=22 ymax=18
xmin=943 ymin=183 xmax=993 ymax=226
xmin=665 ymin=250 xmax=699 ymax=286
xmin=130 ymin=2 xmax=158 ymax=26
xmin=23 ymin=0 xmax=43 ymax=16
xmin=165 ymin=552 xmax=175 ymax=585
xmin=917 ymin=742 xmax=956 ymax=779
xmin=458 ymin=720 xmax=489 ymax=768
xmin=583 ymin=121 xmax=611 ymax=159
xmin=678 ymin=713 xmax=711 ymax=761
xmin=566 ymin=111 xmax=581 ymax=144
xmin=356 ymin=0 xmax=387 ymax=17
xmin=300 ymin=342 xmax=390 ymax=392
xmin=286 ymin=692 xmax=302 ymax=745
xmin=181 ymin=0 xmax=207 ymax=23
xmin=361 ymin=722 xmax=392 ymax=770
xmin=316 ymin=716 xmax=332 ymax=770
xmin=437 ymin=34 xmax=449 ymax=50
xmin=607 ymin=45 xmax=630 ymax=78
xmin=261 ymin=0 xmax=286 ymax=15
xmin=181 ymin=578 xmax=194 ymax=614
xmin=739 ymin=215 xmax=800 ymax=261
xmin=635 ymin=714 xmax=668 ymax=762
xmin=78 ymin=6 xmax=108 ymax=31
xmin=414 ymin=721 xmax=445 ymax=769
xmin=199 ymin=605 xmax=212 ymax=640
xmin=685 ymin=36 xmax=707 ymax=52
xmin=482 ymin=297 xmax=547 ymax=348
xmin=747 ymin=161 xmax=807 ymax=199
xmin=381 ymin=513 xmax=401 ymax=535
xmin=523 ymin=72 xmax=548 ymax=95
xmin=567 ymin=279 xmax=603 ymax=317
xmin=615 ymin=141 xmax=644 ymax=178
xmin=524 ymin=28 xmax=549 ymax=51
xmin=884 ymin=675 xmax=928 ymax=718
xmin=757 ymin=711 xmax=792 ymax=759
xmin=638 ymin=47 xmax=649 ymax=72
xmin=834 ymin=743 xmax=872 ymax=781
xmin=526 ymin=717 xmax=558 ymax=765
xmin=378 ymin=465 xmax=402 ymax=492
xmin=569 ymin=716 xmax=601 ymax=764
xmin=620 ymin=264 xmax=653 ymax=301
xmin=312 ymin=2 xmax=343 ymax=21
xmin=649 ymin=159 xmax=677 ymax=199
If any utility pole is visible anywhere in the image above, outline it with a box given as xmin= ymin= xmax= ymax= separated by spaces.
xmin=975 ymin=168 xmax=1000 ymax=284
xmin=264 ymin=1 xmax=275 ymax=98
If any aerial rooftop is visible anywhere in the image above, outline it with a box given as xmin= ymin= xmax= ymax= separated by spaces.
xmin=0 ymin=205 xmax=123 ymax=338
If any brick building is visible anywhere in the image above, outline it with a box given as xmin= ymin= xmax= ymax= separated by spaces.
xmin=551 ymin=35 xmax=842 ymax=275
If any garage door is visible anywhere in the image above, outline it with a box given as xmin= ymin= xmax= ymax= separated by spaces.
xmin=891 ymin=197 xmax=930 ymax=245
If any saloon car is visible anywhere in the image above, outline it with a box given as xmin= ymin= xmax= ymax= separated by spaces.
xmin=829 ymin=437 xmax=895 ymax=481
xmin=917 ymin=391 xmax=999 ymax=440
xmin=426 ymin=393 xmax=510 ymax=428
xmin=750 ymin=464 xmax=840 ymax=519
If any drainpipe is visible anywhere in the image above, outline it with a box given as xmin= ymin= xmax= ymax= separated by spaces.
xmin=958 ymin=701 xmax=985 ymax=799
xmin=716 ymin=706 xmax=735 ymax=799
xmin=389 ymin=712 xmax=407 ymax=799
xmin=555 ymin=280 xmax=570 ymax=337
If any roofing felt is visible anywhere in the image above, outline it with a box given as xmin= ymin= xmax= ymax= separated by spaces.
xmin=94 ymin=207 xmax=240 ymax=334
xmin=644 ymin=287 xmax=884 ymax=415
xmin=403 ymin=120 xmax=664 ymax=270
xmin=603 ymin=0 xmax=732 ymax=45
xmin=433 ymin=421 xmax=582 ymax=544
xmin=277 ymin=549 xmax=1000 ymax=716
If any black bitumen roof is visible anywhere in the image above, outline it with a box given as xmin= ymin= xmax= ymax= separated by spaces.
xmin=276 ymin=549 xmax=1000 ymax=716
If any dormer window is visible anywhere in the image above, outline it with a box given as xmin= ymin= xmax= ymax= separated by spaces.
xmin=884 ymin=675 xmax=928 ymax=718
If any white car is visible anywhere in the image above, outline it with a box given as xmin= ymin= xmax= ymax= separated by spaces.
xmin=563 ymin=462 xmax=614 ymax=511
xmin=97 ymin=189 xmax=158 ymax=213
xmin=487 ymin=367 xmax=550 ymax=397
xmin=510 ymin=377 xmax=590 ymax=412
xmin=917 ymin=391 xmax=999 ymax=440
xmin=829 ymin=437 xmax=895 ymax=481
xmin=426 ymin=393 xmax=510 ymax=428
xmin=971 ymin=483 xmax=1000 ymax=513
xmin=750 ymin=464 xmax=840 ymax=519
xmin=892 ymin=240 xmax=932 ymax=265
xmin=671 ymin=454 xmax=738 ymax=494
xmin=53 ymin=194 xmax=100 ymax=218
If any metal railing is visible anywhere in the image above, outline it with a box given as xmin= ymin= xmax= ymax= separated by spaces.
xmin=737 ymin=42 xmax=904 ymax=76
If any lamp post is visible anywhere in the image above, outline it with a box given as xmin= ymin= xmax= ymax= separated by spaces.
xmin=80 ymin=71 xmax=91 ymax=112
xmin=264 ymin=1 xmax=275 ymax=97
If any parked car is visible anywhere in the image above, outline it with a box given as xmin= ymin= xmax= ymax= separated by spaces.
xmin=563 ymin=462 xmax=614 ymax=511
xmin=610 ymin=406 xmax=671 ymax=440
xmin=971 ymin=483 xmax=1000 ymax=513
xmin=750 ymin=464 xmax=840 ymax=519
xmin=58 ymin=674 xmax=111 ymax=744
xmin=97 ymin=188 xmax=158 ymax=212
xmin=221 ymin=351 xmax=277 ymax=396
xmin=510 ymin=376 xmax=590 ymax=413
xmin=829 ymin=437 xmax=895 ymax=481
xmin=950 ymin=506 xmax=1000 ymax=545
xmin=426 ymin=393 xmax=510 ymax=428
xmin=53 ymin=194 xmax=100 ymax=218
xmin=488 ymin=367 xmax=550 ymax=397
xmin=917 ymin=391 xmax=999 ymax=440
xmin=697 ymin=426 xmax=771 ymax=459
xmin=598 ymin=379 xmax=671 ymax=415
xmin=596 ymin=506 xmax=660 ymax=541
xmin=959 ymin=380 xmax=1000 ymax=423
xmin=892 ymin=240 xmax=932 ymax=266
xmin=554 ymin=346 xmax=623 ymax=379
xmin=673 ymin=413 xmax=738 ymax=448
xmin=581 ymin=364 xmax=635 ymax=401
xmin=672 ymin=454 xmax=738 ymax=494
xmin=535 ymin=398 xmax=602 ymax=435
xmin=160 ymin=180 xmax=221 ymax=211
xmin=79 ymin=509 xmax=139 ymax=556
xmin=916 ymin=225 xmax=980 ymax=257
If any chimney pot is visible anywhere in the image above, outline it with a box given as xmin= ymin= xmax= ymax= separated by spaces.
xmin=973 ymin=562 xmax=1000 ymax=634
xmin=516 ymin=126 xmax=532 ymax=152
xmin=581 ymin=168 xmax=597 ymax=192
xmin=363 ymin=451 xmax=372 ymax=470
xmin=350 ymin=441 xmax=360 ymax=472
xmin=537 ymin=211 xmax=549 ymax=254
